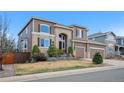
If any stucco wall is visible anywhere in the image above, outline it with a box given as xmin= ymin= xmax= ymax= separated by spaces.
xmin=18 ymin=21 xmax=33 ymax=52
xmin=54 ymin=27 xmax=72 ymax=50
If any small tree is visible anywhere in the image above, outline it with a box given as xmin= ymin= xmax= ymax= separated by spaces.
xmin=47 ymin=44 xmax=57 ymax=57
xmin=92 ymin=52 xmax=103 ymax=64
xmin=0 ymin=49 xmax=2 ymax=71
xmin=68 ymin=46 xmax=73 ymax=57
xmin=32 ymin=45 xmax=40 ymax=55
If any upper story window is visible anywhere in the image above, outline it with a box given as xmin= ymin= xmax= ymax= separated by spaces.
xmin=117 ymin=39 xmax=121 ymax=45
xmin=40 ymin=24 xmax=50 ymax=33
xmin=76 ymin=29 xmax=82 ymax=38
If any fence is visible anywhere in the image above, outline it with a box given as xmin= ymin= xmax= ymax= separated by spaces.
xmin=13 ymin=52 xmax=31 ymax=63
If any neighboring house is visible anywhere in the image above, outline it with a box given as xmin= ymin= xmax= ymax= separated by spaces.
xmin=88 ymin=32 xmax=124 ymax=57
xmin=116 ymin=36 xmax=124 ymax=55
xmin=18 ymin=17 xmax=106 ymax=58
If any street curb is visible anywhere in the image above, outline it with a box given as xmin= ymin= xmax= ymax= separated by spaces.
xmin=0 ymin=65 xmax=124 ymax=82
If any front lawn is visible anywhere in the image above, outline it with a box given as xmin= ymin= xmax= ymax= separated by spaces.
xmin=14 ymin=60 xmax=104 ymax=75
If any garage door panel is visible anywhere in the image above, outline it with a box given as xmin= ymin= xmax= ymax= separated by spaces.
xmin=75 ymin=47 xmax=85 ymax=58
xmin=90 ymin=48 xmax=104 ymax=58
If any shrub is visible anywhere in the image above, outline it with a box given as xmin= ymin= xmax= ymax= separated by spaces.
xmin=57 ymin=49 xmax=64 ymax=57
xmin=32 ymin=45 xmax=40 ymax=55
xmin=32 ymin=53 xmax=47 ymax=62
xmin=68 ymin=46 xmax=73 ymax=56
xmin=92 ymin=52 xmax=103 ymax=64
xmin=47 ymin=44 xmax=57 ymax=57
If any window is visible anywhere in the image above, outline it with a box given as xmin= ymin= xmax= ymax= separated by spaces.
xmin=76 ymin=29 xmax=82 ymax=38
xmin=40 ymin=24 xmax=49 ymax=33
xmin=25 ymin=27 xmax=28 ymax=34
xmin=117 ymin=39 xmax=121 ymax=45
xmin=59 ymin=34 xmax=66 ymax=50
xmin=21 ymin=39 xmax=28 ymax=50
xmin=40 ymin=39 xmax=50 ymax=48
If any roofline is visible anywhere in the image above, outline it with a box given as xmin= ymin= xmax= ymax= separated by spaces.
xmin=18 ymin=17 xmax=88 ymax=35
xmin=116 ymin=36 xmax=124 ymax=38
xmin=88 ymin=32 xmax=116 ymax=38
xmin=18 ymin=18 xmax=33 ymax=35
xmin=54 ymin=24 xmax=73 ymax=31
xmin=32 ymin=17 xmax=57 ymax=24
xmin=88 ymin=40 xmax=106 ymax=46
xmin=72 ymin=40 xmax=106 ymax=46
xmin=18 ymin=17 xmax=57 ymax=35
xmin=69 ymin=25 xmax=87 ymax=30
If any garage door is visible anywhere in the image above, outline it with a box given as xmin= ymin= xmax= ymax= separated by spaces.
xmin=75 ymin=46 xmax=85 ymax=58
xmin=90 ymin=48 xmax=104 ymax=58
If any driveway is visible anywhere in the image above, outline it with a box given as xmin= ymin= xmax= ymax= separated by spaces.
xmin=0 ymin=65 xmax=15 ymax=78
xmin=104 ymin=59 xmax=124 ymax=66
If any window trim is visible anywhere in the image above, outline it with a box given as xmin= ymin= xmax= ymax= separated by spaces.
xmin=40 ymin=24 xmax=50 ymax=34
xmin=76 ymin=29 xmax=82 ymax=38
xmin=40 ymin=38 xmax=50 ymax=48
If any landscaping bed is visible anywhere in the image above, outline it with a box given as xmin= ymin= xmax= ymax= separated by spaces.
xmin=14 ymin=60 xmax=104 ymax=75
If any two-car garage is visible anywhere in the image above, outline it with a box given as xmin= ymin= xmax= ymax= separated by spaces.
xmin=74 ymin=42 xmax=106 ymax=59
xmin=90 ymin=47 xmax=105 ymax=58
xmin=75 ymin=46 xmax=85 ymax=58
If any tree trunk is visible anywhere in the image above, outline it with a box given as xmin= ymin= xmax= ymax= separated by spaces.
xmin=0 ymin=62 xmax=2 ymax=70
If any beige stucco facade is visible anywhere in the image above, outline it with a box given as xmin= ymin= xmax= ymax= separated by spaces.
xmin=18 ymin=17 xmax=106 ymax=58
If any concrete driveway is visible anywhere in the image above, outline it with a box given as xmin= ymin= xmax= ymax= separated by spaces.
xmin=104 ymin=59 xmax=124 ymax=66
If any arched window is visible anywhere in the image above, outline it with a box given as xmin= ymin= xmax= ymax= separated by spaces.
xmin=59 ymin=34 xmax=66 ymax=50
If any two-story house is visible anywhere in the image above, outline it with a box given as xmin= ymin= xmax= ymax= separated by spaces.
xmin=116 ymin=36 xmax=124 ymax=55
xmin=88 ymin=32 xmax=124 ymax=57
xmin=18 ymin=17 xmax=106 ymax=58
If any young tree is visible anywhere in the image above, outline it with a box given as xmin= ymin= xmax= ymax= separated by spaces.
xmin=0 ymin=14 xmax=16 ymax=53
xmin=47 ymin=44 xmax=57 ymax=57
xmin=0 ymin=49 xmax=2 ymax=70
xmin=92 ymin=52 xmax=103 ymax=64
xmin=32 ymin=45 xmax=40 ymax=55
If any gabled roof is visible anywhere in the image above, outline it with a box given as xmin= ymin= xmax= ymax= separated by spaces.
xmin=18 ymin=17 xmax=88 ymax=35
xmin=18 ymin=17 xmax=57 ymax=35
xmin=116 ymin=36 xmax=124 ymax=39
xmin=69 ymin=24 xmax=87 ymax=30
xmin=88 ymin=31 xmax=116 ymax=38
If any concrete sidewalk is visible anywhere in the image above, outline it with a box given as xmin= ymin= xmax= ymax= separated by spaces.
xmin=0 ymin=65 xmax=15 ymax=78
xmin=0 ymin=64 xmax=124 ymax=82
xmin=0 ymin=59 xmax=124 ymax=82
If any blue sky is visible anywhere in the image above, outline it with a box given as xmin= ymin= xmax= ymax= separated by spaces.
xmin=0 ymin=11 xmax=124 ymax=39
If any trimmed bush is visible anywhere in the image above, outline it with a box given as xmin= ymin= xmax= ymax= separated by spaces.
xmin=47 ymin=44 xmax=57 ymax=57
xmin=68 ymin=46 xmax=73 ymax=57
xmin=92 ymin=52 xmax=103 ymax=64
xmin=32 ymin=45 xmax=40 ymax=55
xmin=32 ymin=53 xmax=47 ymax=62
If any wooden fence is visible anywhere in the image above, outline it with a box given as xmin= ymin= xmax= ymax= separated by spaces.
xmin=3 ymin=52 xmax=31 ymax=64
xmin=13 ymin=52 xmax=31 ymax=63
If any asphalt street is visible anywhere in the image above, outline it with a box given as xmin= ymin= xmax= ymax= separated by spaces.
xmin=30 ymin=68 xmax=124 ymax=82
